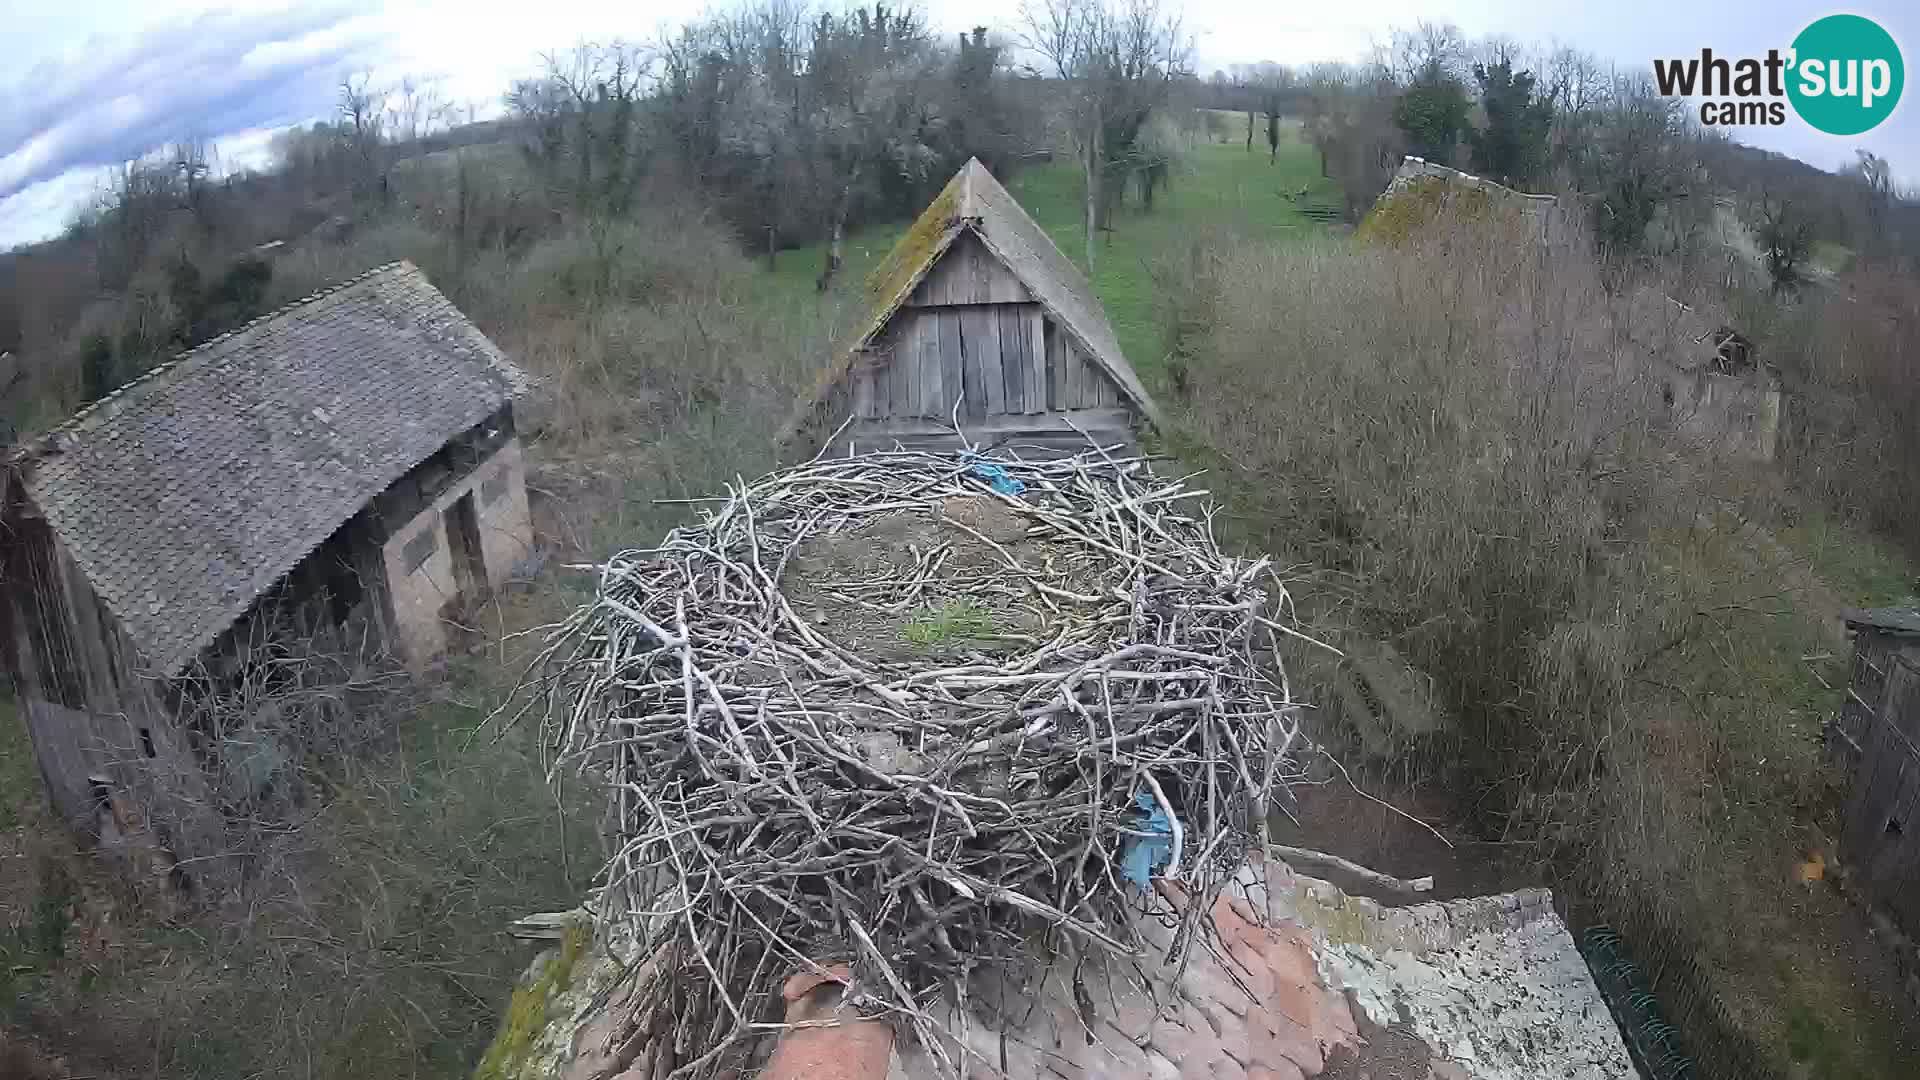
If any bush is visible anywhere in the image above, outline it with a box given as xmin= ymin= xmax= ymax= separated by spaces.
xmin=1168 ymin=200 xmax=1913 ymax=1075
xmin=1776 ymin=262 xmax=1920 ymax=560
xmin=1175 ymin=201 xmax=1662 ymax=814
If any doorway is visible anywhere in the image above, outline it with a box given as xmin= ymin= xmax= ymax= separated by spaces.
xmin=442 ymin=492 xmax=487 ymax=620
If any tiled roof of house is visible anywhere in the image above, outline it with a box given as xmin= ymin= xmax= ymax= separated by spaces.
xmin=9 ymin=261 xmax=525 ymax=676
xmin=514 ymin=860 xmax=1636 ymax=1080
xmin=1845 ymin=607 xmax=1920 ymax=635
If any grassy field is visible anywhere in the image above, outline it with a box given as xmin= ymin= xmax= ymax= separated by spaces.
xmin=770 ymin=128 xmax=1340 ymax=383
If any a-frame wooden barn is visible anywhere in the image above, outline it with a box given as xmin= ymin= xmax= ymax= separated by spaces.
xmin=794 ymin=158 xmax=1160 ymax=457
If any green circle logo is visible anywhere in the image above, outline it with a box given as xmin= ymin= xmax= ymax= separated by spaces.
xmin=1788 ymin=14 xmax=1904 ymax=135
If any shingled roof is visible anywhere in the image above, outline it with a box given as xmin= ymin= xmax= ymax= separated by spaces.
xmin=797 ymin=158 xmax=1160 ymax=430
xmin=9 ymin=261 xmax=525 ymax=677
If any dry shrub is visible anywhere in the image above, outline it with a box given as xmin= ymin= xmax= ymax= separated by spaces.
xmin=1176 ymin=198 xmax=1668 ymax=819
xmin=1776 ymin=261 xmax=1920 ymax=560
xmin=1169 ymin=198 xmax=1914 ymax=1074
xmin=498 ymin=214 xmax=818 ymax=451
xmin=4 ymin=646 xmax=592 ymax=1080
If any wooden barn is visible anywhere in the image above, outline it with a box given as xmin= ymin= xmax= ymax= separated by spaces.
xmin=1832 ymin=606 xmax=1920 ymax=932
xmin=793 ymin=158 xmax=1160 ymax=457
xmin=0 ymin=262 xmax=533 ymax=887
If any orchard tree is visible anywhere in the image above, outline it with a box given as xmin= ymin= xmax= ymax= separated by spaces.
xmin=1022 ymin=0 xmax=1190 ymax=272
xmin=1470 ymin=58 xmax=1552 ymax=184
xmin=1393 ymin=69 xmax=1470 ymax=162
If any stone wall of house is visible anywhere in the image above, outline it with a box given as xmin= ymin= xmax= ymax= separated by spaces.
xmin=379 ymin=438 xmax=533 ymax=666
xmin=474 ymin=438 xmax=536 ymax=590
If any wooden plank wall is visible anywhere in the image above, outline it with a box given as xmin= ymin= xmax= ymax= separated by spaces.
xmin=906 ymin=232 xmax=1032 ymax=307
xmin=850 ymin=306 xmax=1127 ymax=422
xmin=1843 ymin=641 xmax=1920 ymax=932
xmin=0 ymin=513 xmax=228 ymax=874
xmin=837 ymin=231 xmax=1137 ymax=456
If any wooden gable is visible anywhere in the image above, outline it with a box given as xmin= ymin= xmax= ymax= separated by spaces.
xmin=846 ymin=229 xmax=1130 ymax=433
xmin=905 ymin=232 xmax=1033 ymax=307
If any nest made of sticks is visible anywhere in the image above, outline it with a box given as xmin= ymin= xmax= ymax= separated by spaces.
xmin=510 ymin=447 xmax=1314 ymax=1078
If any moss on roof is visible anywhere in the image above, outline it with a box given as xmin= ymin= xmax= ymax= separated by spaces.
xmin=860 ymin=169 xmax=965 ymax=341
xmin=1356 ymin=176 xmax=1496 ymax=246
xmin=792 ymin=169 xmax=965 ymax=422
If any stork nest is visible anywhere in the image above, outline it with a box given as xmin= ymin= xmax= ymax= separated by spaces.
xmin=509 ymin=447 xmax=1314 ymax=1078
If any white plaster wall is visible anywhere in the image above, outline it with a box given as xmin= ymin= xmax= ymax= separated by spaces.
xmin=474 ymin=439 xmax=535 ymax=590
xmin=380 ymin=438 xmax=534 ymax=667
xmin=383 ymin=503 xmax=458 ymax=667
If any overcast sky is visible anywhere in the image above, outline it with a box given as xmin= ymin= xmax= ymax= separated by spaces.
xmin=3 ymin=0 xmax=1915 ymax=250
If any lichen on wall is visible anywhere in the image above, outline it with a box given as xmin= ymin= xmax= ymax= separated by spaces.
xmin=473 ymin=924 xmax=589 ymax=1080
xmin=1314 ymin=912 xmax=1635 ymax=1080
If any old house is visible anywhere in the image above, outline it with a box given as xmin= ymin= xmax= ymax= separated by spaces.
xmin=1832 ymin=606 xmax=1920 ymax=934
xmin=0 ymin=261 xmax=533 ymax=881
xmin=1629 ymin=290 xmax=1781 ymax=462
xmin=792 ymin=158 xmax=1160 ymax=457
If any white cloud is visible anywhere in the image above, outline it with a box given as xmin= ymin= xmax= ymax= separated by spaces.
xmin=2 ymin=0 xmax=1915 ymax=250
xmin=0 ymin=169 xmax=104 ymax=251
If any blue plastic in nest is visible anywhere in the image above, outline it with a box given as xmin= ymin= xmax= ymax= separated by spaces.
xmin=963 ymin=455 xmax=1026 ymax=497
xmin=1121 ymin=790 xmax=1176 ymax=888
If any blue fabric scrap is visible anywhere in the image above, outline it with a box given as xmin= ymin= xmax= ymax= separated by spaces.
xmin=1121 ymin=790 xmax=1175 ymax=888
xmin=963 ymin=455 xmax=1026 ymax=496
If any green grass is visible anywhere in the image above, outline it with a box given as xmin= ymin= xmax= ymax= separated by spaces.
xmin=770 ymin=131 xmax=1337 ymax=387
xmin=904 ymin=600 xmax=996 ymax=647
xmin=1811 ymin=240 xmax=1854 ymax=276
xmin=1779 ymin=514 xmax=1919 ymax=609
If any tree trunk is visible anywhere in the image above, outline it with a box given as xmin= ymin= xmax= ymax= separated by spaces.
xmin=1084 ymin=107 xmax=1101 ymax=274
xmin=817 ymin=181 xmax=852 ymax=292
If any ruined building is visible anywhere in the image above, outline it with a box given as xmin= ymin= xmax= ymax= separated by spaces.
xmin=0 ymin=261 xmax=532 ymax=883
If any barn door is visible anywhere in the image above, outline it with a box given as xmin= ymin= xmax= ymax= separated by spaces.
xmin=1844 ymin=654 xmax=1920 ymax=927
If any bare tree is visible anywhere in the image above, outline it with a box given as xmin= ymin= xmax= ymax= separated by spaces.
xmin=1756 ymin=187 xmax=1814 ymax=293
xmin=387 ymin=76 xmax=450 ymax=145
xmin=1021 ymin=0 xmax=1190 ymax=272
xmin=532 ymin=41 xmax=653 ymax=215
xmin=1241 ymin=62 xmax=1293 ymax=163
xmin=166 ymin=137 xmax=219 ymax=230
xmin=338 ymin=72 xmax=388 ymax=197
xmin=1382 ymin=20 xmax=1466 ymax=84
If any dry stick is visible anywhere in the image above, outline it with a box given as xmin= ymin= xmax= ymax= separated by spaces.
xmin=1320 ymin=749 xmax=1454 ymax=850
